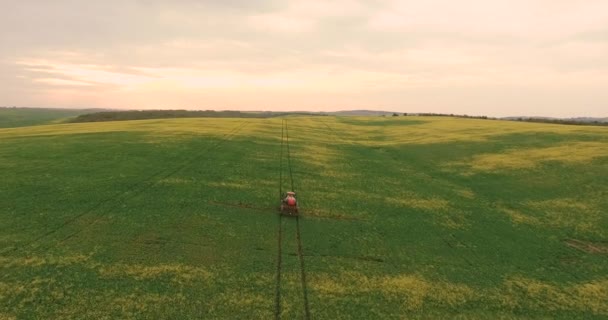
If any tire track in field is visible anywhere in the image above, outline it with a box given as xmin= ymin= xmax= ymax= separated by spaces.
xmin=317 ymin=117 xmax=523 ymax=290
xmin=1 ymin=131 xmax=132 ymax=180
xmin=274 ymin=214 xmax=284 ymax=320
xmin=277 ymin=119 xmax=311 ymax=320
xmin=0 ymin=132 xmax=151 ymax=236
xmin=295 ymin=216 xmax=311 ymax=320
xmin=2 ymin=120 xmax=251 ymax=255
xmin=284 ymin=120 xmax=295 ymax=193
xmin=274 ymin=119 xmax=285 ymax=320
xmin=318 ymin=118 xmax=472 ymax=259
xmin=54 ymin=120 xmax=251 ymax=246
xmin=286 ymin=119 xmax=311 ymax=319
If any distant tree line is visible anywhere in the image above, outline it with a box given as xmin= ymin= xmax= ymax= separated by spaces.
xmin=503 ymin=117 xmax=608 ymax=126
xmin=400 ymin=112 xmax=607 ymax=126
xmin=401 ymin=112 xmax=490 ymax=119
xmin=69 ymin=110 xmax=324 ymax=123
xmin=381 ymin=112 xmax=489 ymax=119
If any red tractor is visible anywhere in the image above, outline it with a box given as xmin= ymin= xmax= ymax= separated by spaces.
xmin=280 ymin=191 xmax=299 ymax=216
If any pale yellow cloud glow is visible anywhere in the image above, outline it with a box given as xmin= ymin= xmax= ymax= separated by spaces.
xmin=1 ymin=0 xmax=607 ymax=116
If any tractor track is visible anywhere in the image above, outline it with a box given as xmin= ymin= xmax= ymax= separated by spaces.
xmin=286 ymin=119 xmax=311 ymax=320
xmin=1 ymin=130 xmax=132 ymax=184
xmin=318 ymin=117 xmax=474 ymax=265
xmin=295 ymin=216 xmax=311 ymax=320
xmin=274 ymin=214 xmax=284 ymax=320
xmin=54 ymin=121 xmax=251 ymax=246
xmin=318 ymin=117 xmax=524 ymax=287
xmin=284 ymin=120 xmax=295 ymax=193
xmin=274 ymin=119 xmax=285 ymax=320
xmin=274 ymin=119 xmax=311 ymax=320
xmin=2 ymin=120 xmax=251 ymax=256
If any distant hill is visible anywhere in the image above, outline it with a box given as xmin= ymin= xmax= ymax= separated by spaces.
xmin=329 ymin=110 xmax=396 ymax=116
xmin=69 ymin=109 xmax=406 ymax=123
xmin=68 ymin=110 xmax=328 ymax=123
xmin=3 ymin=107 xmax=606 ymax=127
xmin=0 ymin=107 xmax=100 ymax=128
xmin=569 ymin=117 xmax=608 ymax=123
xmin=501 ymin=116 xmax=608 ymax=126
xmin=503 ymin=116 xmax=608 ymax=123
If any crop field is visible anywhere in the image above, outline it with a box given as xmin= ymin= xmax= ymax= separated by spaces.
xmin=0 ymin=116 xmax=607 ymax=319
xmin=0 ymin=108 xmax=89 ymax=128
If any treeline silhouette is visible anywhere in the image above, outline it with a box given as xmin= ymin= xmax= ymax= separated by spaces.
xmin=401 ymin=112 xmax=489 ymax=119
xmin=503 ymin=117 xmax=608 ymax=126
xmin=400 ymin=113 xmax=607 ymax=126
xmin=67 ymin=109 xmax=606 ymax=126
xmin=69 ymin=110 xmax=319 ymax=123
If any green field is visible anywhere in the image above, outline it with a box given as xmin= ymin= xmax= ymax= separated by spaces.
xmin=0 ymin=108 xmax=91 ymax=128
xmin=1 ymin=116 xmax=607 ymax=319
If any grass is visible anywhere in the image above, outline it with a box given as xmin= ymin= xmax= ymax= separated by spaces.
xmin=0 ymin=115 xmax=607 ymax=319
xmin=0 ymin=108 xmax=90 ymax=128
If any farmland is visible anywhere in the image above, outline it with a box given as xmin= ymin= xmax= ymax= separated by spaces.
xmin=0 ymin=108 xmax=91 ymax=128
xmin=0 ymin=116 xmax=607 ymax=319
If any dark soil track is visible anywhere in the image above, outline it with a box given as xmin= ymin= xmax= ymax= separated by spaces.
xmin=4 ymin=121 xmax=252 ymax=255
xmin=274 ymin=119 xmax=311 ymax=320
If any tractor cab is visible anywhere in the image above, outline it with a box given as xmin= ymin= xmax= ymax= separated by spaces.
xmin=280 ymin=191 xmax=299 ymax=216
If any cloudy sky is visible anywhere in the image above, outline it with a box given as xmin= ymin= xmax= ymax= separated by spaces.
xmin=1 ymin=0 xmax=607 ymax=117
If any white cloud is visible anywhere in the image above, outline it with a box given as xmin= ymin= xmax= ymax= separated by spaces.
xmin=247 ymin=13 xmax=316 ymax=32
xmin=368 ymin=0 xmax=608 ymax=40
xmin=0 ymin=0 xmax=607 ymax=116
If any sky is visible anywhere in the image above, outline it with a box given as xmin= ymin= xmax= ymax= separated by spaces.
xmin=1 ymin=0 xmax=607 ymax=117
